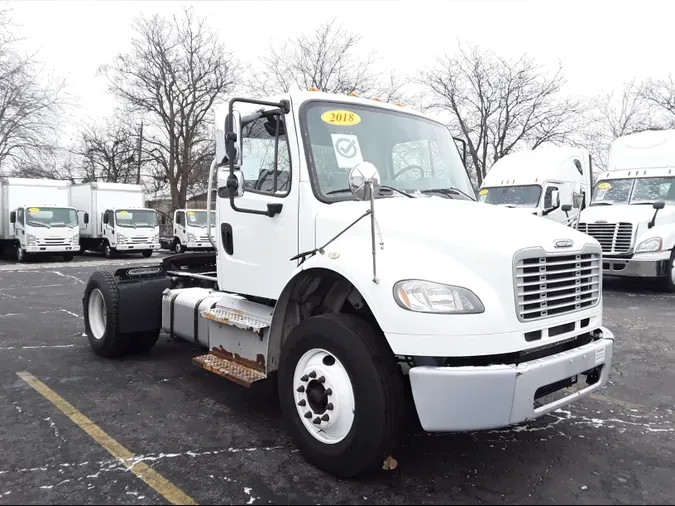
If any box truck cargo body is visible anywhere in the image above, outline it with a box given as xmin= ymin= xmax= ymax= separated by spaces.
xmin=0 ymin=177 xmax=81 ymax=262
xmin=68 ymin=182 xmax=162 ymax=258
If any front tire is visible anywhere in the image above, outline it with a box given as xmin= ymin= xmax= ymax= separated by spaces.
xmin=664 ymin=249 xmax=675 ymax=292
xmin=16 ymin=244 xmax=27 ymax=263
xmin=277 ymin=313 xmax=405 ymax=478
xmin=174 ymin=240 xmax=185 ymax=254
xmin=62 ymin=253 xmax=74 ymax=262
xmin=83 ymin=271 xmax=130 ymax=357
xmin=103 ymin=243 xmax=115 ymax=259
xmin=142 ymin=250 xmax=153 ymax=258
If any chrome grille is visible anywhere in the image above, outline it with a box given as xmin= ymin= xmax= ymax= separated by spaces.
xmin=40 ymin=237 xmax=68 ymax=245
xmin=515 ymin=250 xmax=601 ymax=322
xmin=131 ymin=236 xmax=150 ymax=244
xmin=578 ymin=222 xmax=633 ymax=253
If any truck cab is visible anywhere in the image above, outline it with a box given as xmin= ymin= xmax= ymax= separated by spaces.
xmin=0 ymin=177 xmax=83 ymax=262
xmin=100 ymin=207 xmax=162 ymax=258
xmin=172 ymin=209 xmax=216 ymax=254
xmin=81 ymin=91 xmax=615 ymax=478
xmin=578 ymin=129 xmax=675 ymax=290
xmin=478 ymin=146 xmax=592 ymax=228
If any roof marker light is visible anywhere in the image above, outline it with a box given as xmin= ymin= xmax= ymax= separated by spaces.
xmin=348 ymin=92 xmax=359 ymax=97
xmin=308 ymin=87 xmax=319 ymax=92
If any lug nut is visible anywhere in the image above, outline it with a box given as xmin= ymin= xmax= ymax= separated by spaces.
xmin=325 ymin=388 xmax=332 ymax=396
xmin=298 ymin=400 xmax=306 ymax=407
xmin=308 ymin=371 xmax=317 ymax=379
xmin=300 ymin=375 xmax=308 ymax=382
xmin=321 ymin=414 xmax=329 ymax=421
xmin=318 ymin=376 xmax=325 ymax=383
xmin=312 ymin=417 xmax=321 ymax=425
xmin=304 ymin=411 xmax=312 ymax=419
xmin=296 ymin=385 xmax=305 ymax=393
xmin=326 ymin=403 xmax=334 ymax=410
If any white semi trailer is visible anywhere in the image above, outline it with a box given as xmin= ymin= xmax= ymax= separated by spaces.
xmin=69 ymin=182 xmax=163 ymax=258
xmin=578 ymin=129 xmax=675 ymax=291
xmin=478 ymin=146 xmax=593 ymax=228
xmin=80 ymin=91 xmax=615 ymax=478
xmin=0 ymin=177 xmax=82 ymax=262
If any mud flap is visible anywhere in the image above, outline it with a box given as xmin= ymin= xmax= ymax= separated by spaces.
xmin=114 ymin=266 xmax=172 ymax=334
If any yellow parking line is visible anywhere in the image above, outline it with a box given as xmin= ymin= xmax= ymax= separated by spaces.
xmin=16 ymin=371 xmax=197 ymax=505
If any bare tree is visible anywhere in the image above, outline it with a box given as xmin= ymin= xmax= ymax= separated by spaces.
xmin=419 ymin=43 xmax=584 ymax=187
xmin=247 ymin=17 xmax=409 ymax=103
xmin=0 ymin=5 xmax=68 ymax=174
xmin=98 ymin=6 xmax=239 ymax=208
xmin=640 ymin=74 xmax=675 ymax=126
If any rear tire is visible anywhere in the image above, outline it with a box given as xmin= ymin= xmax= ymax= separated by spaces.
xmin=83 ymin=271 xmax=130 ymax=357
xmin=277 ymin=313 xmax=405 ymax=478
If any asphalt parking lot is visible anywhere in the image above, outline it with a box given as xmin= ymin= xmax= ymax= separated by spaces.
xmin=0 ymin=253 xmax=674 ymax=505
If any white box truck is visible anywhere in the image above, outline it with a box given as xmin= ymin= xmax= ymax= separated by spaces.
xmin=69 ymin=182 xmax=163 ymax=258
xmin=0 ymin=177 xmax=82 ymax=262
xmin=170 ymin=208 xmax=216 ymax=253
xmin=478 ymin=146 xmax=593 ymax=228
xmin=79 ymin=91 xmax=615 ymax=478
xmin=578 ymin=129 xmax=675 ymax=291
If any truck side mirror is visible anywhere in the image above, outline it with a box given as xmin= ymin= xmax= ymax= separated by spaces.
xmin=653 ymin=201 xmax=665 ymax=210
xmin=103 ymin=213 xmax=109 ymax=225
xmin=84 ymin=212 xmax=89 ymax=225
xmin=226 ymin=170 xmax=245 ymax=198
xmin=349 ymin=162 xmax=381 ymax=201
xmin=10 ymin=211 xmax=16 ymax=224
xmin=561 ymin=204 xmax=572 ymax=212
xmin=648 ymin=200 xmax=666 ymax=229
xmin=551 ymin=189 xmax=560 ymax=209
xmin=224 ymin=110 xmax=243 ymax=168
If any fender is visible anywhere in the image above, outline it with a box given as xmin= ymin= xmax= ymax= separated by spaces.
xmin=634 ymin=223 xmax=675 ymax=253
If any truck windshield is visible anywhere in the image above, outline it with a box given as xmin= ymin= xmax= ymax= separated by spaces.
xmin=591 ymin=179 xmax=634 ymax=205
xmin=299 ymin=101 xmax=475 ymax=201
xmin=478 ymin=185 xmax=541 ymax=208
xmin=25 ymin=207 xmax=78 ymax=228
xmin=186 ymin=210 xmax=216 ymax=227
xmin=115 ymin=209 xmax=158 ymax=228
xmin=631 ymin=176 xmax=675 ymax=205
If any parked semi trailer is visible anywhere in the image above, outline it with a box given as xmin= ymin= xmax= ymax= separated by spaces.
xmin=80 ymin=91 xmax=615 ymax=478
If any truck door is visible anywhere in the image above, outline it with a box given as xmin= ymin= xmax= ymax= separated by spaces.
xmin=102 ymin=209 xmax=116 ymax=245
xmin=216 ymin=111 xmax=300 ymax=300
xmin=14 ymin=208 xmax=24 ymax=239
xmin=174 ymin=211 xmax=184 ymax=241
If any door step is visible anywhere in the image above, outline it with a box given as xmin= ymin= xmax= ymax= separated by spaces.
xmin=192 ymin=352 xmax=266 ymax=388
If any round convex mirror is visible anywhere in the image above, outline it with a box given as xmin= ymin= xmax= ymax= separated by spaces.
xmin=348 ymin=162 xmax=381 ymax=201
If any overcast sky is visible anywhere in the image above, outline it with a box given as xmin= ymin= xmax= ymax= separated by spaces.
xmin=6 ymin=0 xmax=675 ymax=142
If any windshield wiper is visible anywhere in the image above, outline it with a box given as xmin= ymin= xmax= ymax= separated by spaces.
xmin=326 ymin=185 xmax=414 ymax=198
xmin=590 ymin=201 xmax=614 ymax=206
xmin=26 ymin=221 xmax=50 ymax=228
xmin=421 ymin=187 xmax=475 ymax=201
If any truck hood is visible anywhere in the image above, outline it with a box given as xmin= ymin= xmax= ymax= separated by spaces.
xmin=315 ymin=196 xmax=595 ymax=258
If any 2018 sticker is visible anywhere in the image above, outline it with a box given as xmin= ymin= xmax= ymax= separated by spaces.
xmin=187 ymin=211 xmax=195 ymax=215
xmin=119 ymin=211 xmax=128 ymax=215
xmin=321 ymin=110 xmax=361 ymax=126
xmin=28 ymin=207 xmax=40 ymax=213
xmin=597 ymin=182 xmax=611 ymax=190
xmin=479 ymin=189 xmax=488 ymax=195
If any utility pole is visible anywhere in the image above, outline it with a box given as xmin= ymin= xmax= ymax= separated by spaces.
xmin=136 ymin=121 xmax=143 ymax=185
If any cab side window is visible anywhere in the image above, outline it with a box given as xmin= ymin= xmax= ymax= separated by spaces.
xmin=105 ymin=210 xmax=115 ymax=226
xmin=16 ymin=209 xmax=24 ymax=226
xmin=175 ymin=212 xmax=184 ymax=226
xmin=240 ymin=115 xmax=291 ymax=196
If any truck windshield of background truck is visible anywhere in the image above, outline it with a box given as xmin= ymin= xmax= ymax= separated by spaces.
xmin=25 ymin=207 xmax=78 ymax=228
xmin=478 ymin=185 xmax=541 ymax=208
xmin=591 ymin=178 xmax=633 ymax=206
xmin=115 ymin=209 xmax=158 ymax=228
xmin=631 ymin=176 xmax=675 ymax=205
xmin=299 ymin=101 xmax=475 ymax=202
xmin=186 ymin=210 xmax=216 ymax=227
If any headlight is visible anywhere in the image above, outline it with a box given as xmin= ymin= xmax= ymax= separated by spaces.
xmin=393 ymin=280 xmax=485 ymax=314
xmin=73 ymin=234 xmax=79 ymax=244
xmin=635 ymin=237 xmax=662 ymax=253
xmin=188 ymin=233 xmax=196 ymax=242
xmin=117 ymin=233 xmax=126 ymax=243
xmin=27 ymin=234 xmax=37 ymax=246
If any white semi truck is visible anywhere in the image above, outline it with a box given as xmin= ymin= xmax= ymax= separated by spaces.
xmin=478 ymin=146 xmax=593 ymax=228
xmin=69 ymin=182 xmax=163 ymax=259
xmin=0 ymin=177 xmax=82 ymax=262
xmin=80 ymin=91 xmax=615 ymax=478
xmin=578 ymin=129 xmax=675 ymax=291
xmin=171 ymin=208 xmax=216 ymax=253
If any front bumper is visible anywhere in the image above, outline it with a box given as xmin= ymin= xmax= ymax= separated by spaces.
xmin=603 ymin=250 xmax=671 ymax=278
xmin=26 ymin=245 xmax=76 ymax=253
xmin=409 ymin=327 xmax=614 ymax=432
xmin=116 ymin=243 xmax=161 ymax=251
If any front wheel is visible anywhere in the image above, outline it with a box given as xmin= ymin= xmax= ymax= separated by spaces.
xmin=62 ymin=253 xmax=74 ymax=262
xmin=142 ymin=250 xmax=153 ymax=258
xmin=174 ymin=240 xmax=184 ymax=254
xmin=664 ymin=249 xmax=675 ymax=292
xmin=16 ymin=244 xmax=27 ymax=263
xmin=103 ymin=243 xmax=115 ymax=259
xmin=277 ymin=313 xmax=405 ymax=478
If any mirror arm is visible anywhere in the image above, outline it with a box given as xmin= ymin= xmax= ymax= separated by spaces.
xmin=648 ymin=209 xmax=660 ymax=229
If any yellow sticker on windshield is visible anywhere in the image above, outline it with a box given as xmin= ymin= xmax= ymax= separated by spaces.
xmin=479 ymin=189 xmax=488 ymax=196
xmin=119 ymin=211 xmax=128 ymax=215
xmin=28 ymin=207 xmax=40 ymax=213
xmin=187 ymin=211 xmax=195 ymax=215
xmin=597 ymin=182 xmax=611 ymax=190
xmin=321 ymin=110 xmax=361 ymax=126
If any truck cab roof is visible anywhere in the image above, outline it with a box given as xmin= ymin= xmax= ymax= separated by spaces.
xmin=609 ymin=129 xmax=675 ymax=171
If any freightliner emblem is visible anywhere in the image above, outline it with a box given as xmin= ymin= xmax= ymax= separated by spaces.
xmin=554 ymin=239 xmax=573 ymax=248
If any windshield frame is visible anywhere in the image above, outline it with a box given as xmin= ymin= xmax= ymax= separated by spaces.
xmin=24 ymin=206 xmax=78 ymax=228
xmin=298 ymin=99 xmax=475 ymax=204
xmin=115 ymin=209 xmax=158 ymax=228
xmin=479 ymin=184 xmax=543 ymax=208
xmin=185 ymin=210 xmax=216 ymax=228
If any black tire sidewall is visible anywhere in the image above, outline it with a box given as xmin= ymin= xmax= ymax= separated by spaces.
xmin=142 ymin=250 xmax=152 ymax=258
xmin=278 ymin=314 xmax=403 ymax=477
xmin=82 ymin=271 xmax=129 ymax=357
xmin=665 ymin=249 xmax=675 ymax=292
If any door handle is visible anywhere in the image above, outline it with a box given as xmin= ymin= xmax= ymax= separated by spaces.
xmin=221 ymin=223 xmax=233 ymax=255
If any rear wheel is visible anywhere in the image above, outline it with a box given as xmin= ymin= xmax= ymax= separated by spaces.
xmin=277 ymin=313 xmax=405 ymax=478
xmin=664 ymin=249 xmax=675 ymax=292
